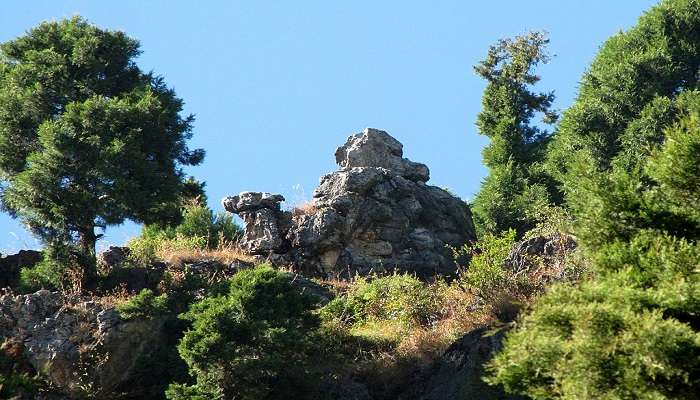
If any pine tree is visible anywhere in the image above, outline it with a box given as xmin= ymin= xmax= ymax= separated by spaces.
xmin=0 ymin=17 xmax=204 ymax=289
xmin=489 ymin=1 xmax=700 ymax=397
xmin=471 ymin=31 xmax=558 ymax=237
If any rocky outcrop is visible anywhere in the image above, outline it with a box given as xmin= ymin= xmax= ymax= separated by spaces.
xmin=413 ymin=326 xmax=524 ymax=400
xmin=0 ymin=290 xmax=167 ymax=399
xmin=0 ymin=250 xmax=43 ymax=288
xmin=97 ymin=246 xmax=131 ymax=271
xmin=223 ymin=128 xmax=476 ymax=278
xmin=504 ymin=232 xmax=579 ymax=286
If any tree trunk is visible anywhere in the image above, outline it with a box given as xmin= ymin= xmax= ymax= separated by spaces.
xmin=78 ymin=227 xmax=98 ymax=292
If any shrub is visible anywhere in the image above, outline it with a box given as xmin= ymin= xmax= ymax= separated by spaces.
xmin=18 ymin=243 xmax=82 ymax=294
xmin=489 ymin=8 xmax=700 ymax=394
xmin=322 ymin=274 xmax=444 ymax=329
xmin=488 ymin=264 xmax=700 ymax=399
xmin=320 ymin=273 xmax=483 ymax=360
xmin=167 ymin=266 xmax=320 ymax=400
xmin=128 ymin=202 xmax=243 ymax=263
xmin=18 ymin=260 xmax=61 ymax=293
xmin=116 ymin=289 xmax=169 ymax=320
xmin=455 ymin=229 xmax=517 ymax=302
xmin=0 ymin=373 xmax=39 ymax=399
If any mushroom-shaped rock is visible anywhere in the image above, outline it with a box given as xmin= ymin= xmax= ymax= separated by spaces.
xmin=222 ymin=192 xmax=291 ymax=255
xmin=222 ymin=191 xmax=285 ymax=213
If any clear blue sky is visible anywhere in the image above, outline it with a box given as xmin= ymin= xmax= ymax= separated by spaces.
xmin=0 ymin=0 xmax=658 ymax=253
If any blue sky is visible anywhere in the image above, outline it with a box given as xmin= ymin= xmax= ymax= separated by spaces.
xmin=0 ymin=0 xmax=658 ymax=253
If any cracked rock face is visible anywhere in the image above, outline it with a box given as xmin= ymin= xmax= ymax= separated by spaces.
xmin=0 ymin=290 xmax=166 ymax=398
xmin=223 ymin=128 xmax=476 ymax=278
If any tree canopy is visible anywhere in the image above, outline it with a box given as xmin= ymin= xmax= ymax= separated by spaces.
xmin=489 ymin=1 xmax=700 ymax=398
xmin=0 ymin=17 xmax=204 ymax=287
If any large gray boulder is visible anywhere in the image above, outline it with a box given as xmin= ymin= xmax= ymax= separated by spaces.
xmin=223 ymin=128 xmax=476 ymax=279
xmin=335 ymin=128 xmax=430 ymax=182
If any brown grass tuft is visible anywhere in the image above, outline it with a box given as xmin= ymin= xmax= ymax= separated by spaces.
xmin=157 ymin=243 xmax=256 ymax=269
xmin=291 ymin=200 xmax=316 ymax=217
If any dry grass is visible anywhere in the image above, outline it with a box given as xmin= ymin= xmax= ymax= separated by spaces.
xmin=157 ymin=243 xmax=256 ymax=269
xmin=291 ymin=200 xmax=316 ymax=217
xmin=340 ymin=282 xmax=494 ymax=398
xmin=98 ymin=283 xmax=132 ymax=308
xmin=322 ymin=274 xmax=493 ymax=380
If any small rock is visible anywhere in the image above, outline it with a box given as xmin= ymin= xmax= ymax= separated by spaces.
xmin=97 ymin=246 xmax=131 ymax=271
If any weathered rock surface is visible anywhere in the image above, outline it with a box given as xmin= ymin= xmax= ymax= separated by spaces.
xmin=0 ymin=250 xmax=43 ymax=288
xmin=223 ymin=128 xmax=476 ymax=278
xmin=0 ymin=290 xmax=167 ymax=399
xmin=222 ymin=192 xmax=292 ymax=255
xmin=335 ymin=128 xmax=430 ymax=182
xmin=97 ymin=246 xmax=131 ymax=271
xmin=504 ymin=232 xmax=579 ymax=287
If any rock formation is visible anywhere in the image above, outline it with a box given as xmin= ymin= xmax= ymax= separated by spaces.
xmin=504 ymin=232 xmax=579 ymax=287
xmin=223 ymin=128 xmax=476 ymax=278
xmin=0 ymin=290 xmax=167 ymax=398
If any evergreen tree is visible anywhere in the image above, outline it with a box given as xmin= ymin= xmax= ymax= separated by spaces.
xmin=0 ymin=17 xmax=204 ymax=289
xmin=488 ymin=93 xmax=700 ymax=399
xmin=167 ymin=266 xmax=320 ymax=400
xmin=546 ymin=0 xmax=700 ymax=183
xmin=489 ymin=1 xmax=700 ymax=397
xmin=471 ymin=31 xmax=558 ymax=237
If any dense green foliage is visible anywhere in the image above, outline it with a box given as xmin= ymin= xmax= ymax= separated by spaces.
xmin=546 ymin=0 xmax=700 ymax=182
xmin=471 ymin=31 xmax=559 ymax=236
xmin=167 ymin=266 xmax=320 ymax=400
xmin=116 ymin=289 xmax=169 ymax=320
xmin=323 ymin=274 xmax=446 ymax=329
xmin=489 ymin=1 xmax=700 ymax=398
xmin=3 ymin=3 xmax=700 ymax=398
xmin=0 ymin=17 xmax=203 ymax=289
xmin=18 ymin=242 xmax=76 ymax=293
xmin=457 ymin=229 xmax=516 ymax=301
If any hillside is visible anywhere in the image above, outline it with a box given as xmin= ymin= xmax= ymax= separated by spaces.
xmin=2 ymin=1 xmax=700 ymax=399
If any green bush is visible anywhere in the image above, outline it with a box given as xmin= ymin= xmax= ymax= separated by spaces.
xmin=488 ymin=258 xmax=700 ymax=399
xmin=116 ymin=289 xmax=169 ymax=320
xmin=322 ymin=274 xmax=442 ymax=328
xmin=167 ymin=266 xmax=320 ymax=400
xmin=18 ymin=260 xmax=61 ymax=293
xmin=455 ymin=229 xmax=516 ymax=302
xmin=18 ymin=243 xmax=74 ymax=293
xmin=489 ymin=4 xmax=700 ymax=395
xmin=0 ymin=373 xmax=39 ymax=399
xmin=128 ymin=202 xmax=242 ymax=263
